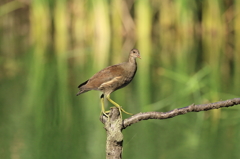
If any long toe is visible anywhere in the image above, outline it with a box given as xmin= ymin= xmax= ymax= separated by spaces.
xmin=120 ymin=107 xmax=133 ymax=115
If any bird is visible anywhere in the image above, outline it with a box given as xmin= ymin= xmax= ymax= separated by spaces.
xmin=76 ymin=49 xmax=141 ymax=117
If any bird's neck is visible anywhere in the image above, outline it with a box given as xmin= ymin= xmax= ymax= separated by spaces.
xmin=128 ymin=56 xmax=136 ymax=65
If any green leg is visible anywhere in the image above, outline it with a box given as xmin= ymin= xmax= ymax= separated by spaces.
xmin=106 ymin=94 xmax=133 ymax=116
xmin=101 ymin=96 xmax=109 ymax=118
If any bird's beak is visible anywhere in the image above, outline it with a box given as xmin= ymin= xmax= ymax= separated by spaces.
xmin=137 ymin=55 xmax=141 ymax=59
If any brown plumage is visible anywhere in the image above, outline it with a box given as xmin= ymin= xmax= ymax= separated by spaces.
xmin=76 ymin=49 xmax=141 ymax=116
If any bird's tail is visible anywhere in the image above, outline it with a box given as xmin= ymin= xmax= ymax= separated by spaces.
xmin=76 ymin=89 xmax=89 ymax=96
xmin=76 ymin=80 xmax=89 ymax=96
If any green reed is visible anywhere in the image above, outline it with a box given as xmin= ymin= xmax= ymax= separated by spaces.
xmin=1 ymin=0 xmax=240 ymax=159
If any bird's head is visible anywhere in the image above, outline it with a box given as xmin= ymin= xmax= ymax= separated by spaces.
xmin=130 ymin=49 xmax=141 ymax=59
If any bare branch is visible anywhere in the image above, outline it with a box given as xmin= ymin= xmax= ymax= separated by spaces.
xmin=122 ymin=98 xmax=240 ymax=129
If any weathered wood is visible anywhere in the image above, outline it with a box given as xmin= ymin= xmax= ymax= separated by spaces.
xmin=104 ymin=108 xmax=123 ymax=159
xmin=100 ymin=98 xmax=240 ymax=158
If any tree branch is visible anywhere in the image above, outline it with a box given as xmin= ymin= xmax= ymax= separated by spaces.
xmin=122 ymin=98 xmax=240 ymax=129
xmin=100 ymin=98 xmax=240 ymax=159
xmin=101 ymin=107 xmax=123 ymax=159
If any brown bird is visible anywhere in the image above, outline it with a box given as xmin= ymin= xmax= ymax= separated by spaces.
xmin=76 ymin=49 xmax=141 ymax=117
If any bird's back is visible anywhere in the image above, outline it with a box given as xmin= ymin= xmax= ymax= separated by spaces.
xmin=77 ymin=64 xmax=126 ymax=94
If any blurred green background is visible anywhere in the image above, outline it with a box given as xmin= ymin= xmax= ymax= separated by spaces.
xmin=1 ymin=0 xmax=240 ymax=158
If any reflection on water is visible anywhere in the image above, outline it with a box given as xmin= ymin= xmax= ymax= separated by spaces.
xmin=1 ymin=0 xmax=240 ymax=159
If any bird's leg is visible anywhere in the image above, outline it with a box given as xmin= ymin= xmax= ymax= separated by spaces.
xmin=100 ymin=94 xmax=109 ymax=118
xmin=106 ymin=94 xmax=133 ymax=116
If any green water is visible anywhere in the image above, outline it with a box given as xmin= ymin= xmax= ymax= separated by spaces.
xmin=1 ymin=43 xmax=240 ymax=159
xmin=1 ymin=0 xmax=240 ymax=158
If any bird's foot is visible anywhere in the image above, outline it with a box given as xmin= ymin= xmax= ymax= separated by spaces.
xmin=106 ymin=95 xmax=133 ymax=116
xmin=110 ymin=106 xmax=133 ymax=116
xmin=120 ymin=107 xmax=133 ymax=115
xmin=102 ymin=111 xmax=110 ymax=118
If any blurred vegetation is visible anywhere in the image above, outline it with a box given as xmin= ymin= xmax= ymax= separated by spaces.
xmin=0 ymin=0 xmax=240 ymax=158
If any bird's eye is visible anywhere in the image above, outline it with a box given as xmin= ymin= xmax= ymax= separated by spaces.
xmin=133 ymin=51 xmax=136 ymax=53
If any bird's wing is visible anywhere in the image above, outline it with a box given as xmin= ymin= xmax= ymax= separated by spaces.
xmin=98 ymin=76 xmax=122 ymax=90
xmin=85 ymin=64 xmax=125 ymax=89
